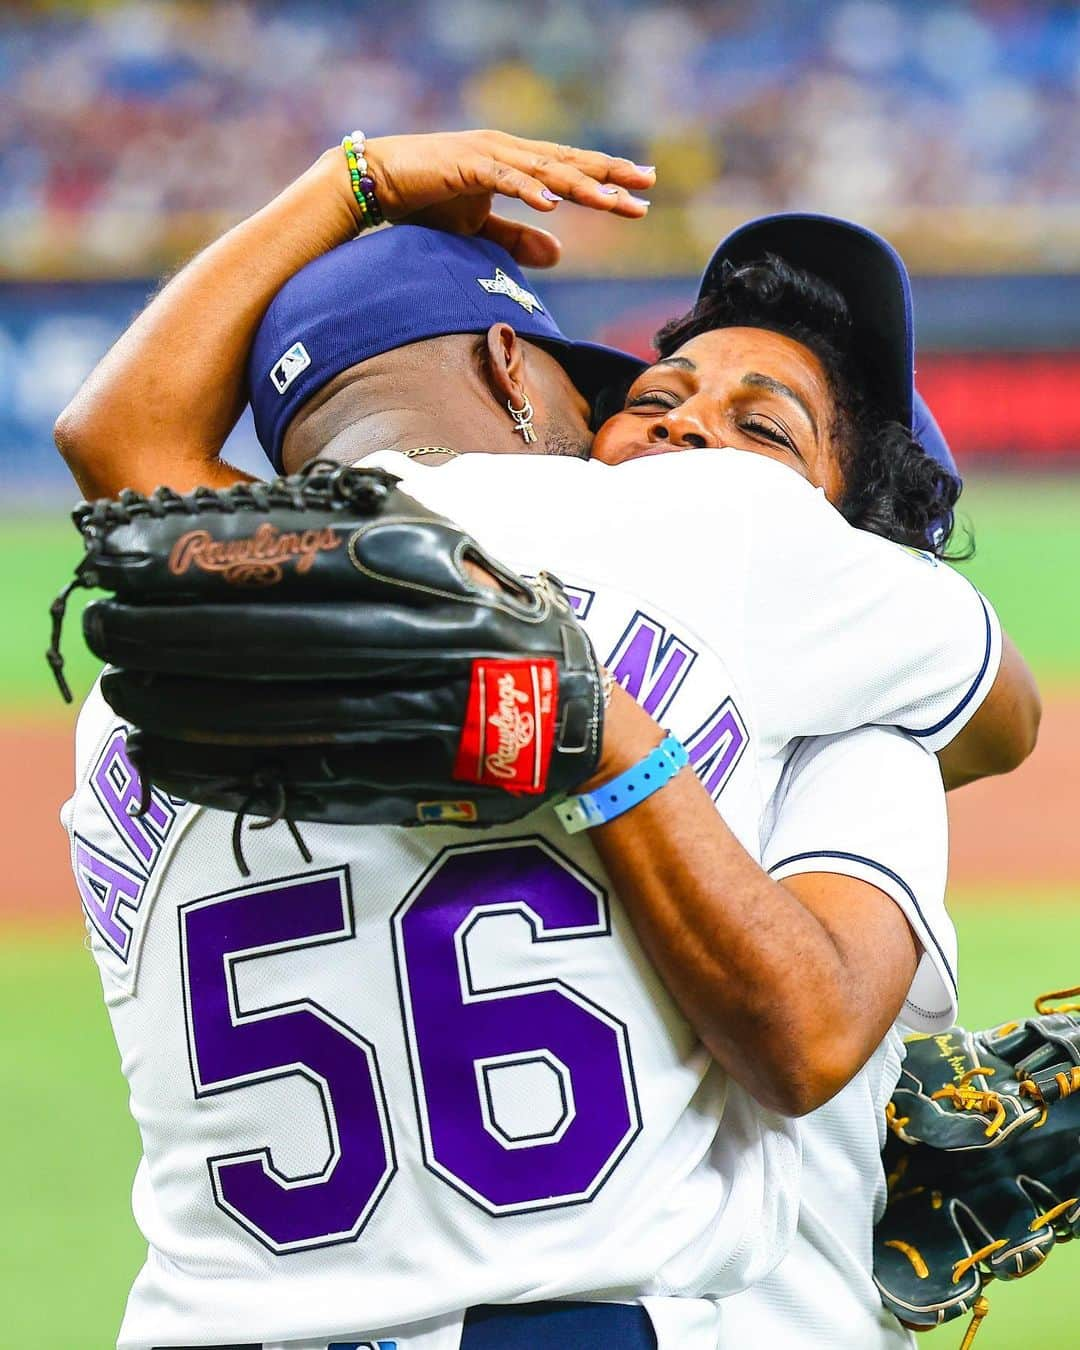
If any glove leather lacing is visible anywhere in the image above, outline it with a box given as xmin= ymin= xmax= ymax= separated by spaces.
xmin=232 ymin=772 xmax=313 ymax=878
xmin=931 ymin=1067 xmax=1008 ymax=1139
xmin=958 ymin=1295 xmax=991 ymax=1350
xmin=883 ymin=1238 xmax=928 ymax=1278
xmin=1028 ymin=1198 xmax=1079 ymax=1231
xmin=884 ymin=1100 xmax=910 ymax=1138
xmin=883 ymin=1240 xmax=994 ymax=1349
xmin=67 ymin=461 xmax=396 ymax=533
xmin=47 ymin=576 xmax=82 ymax=703
xmin=1034 ymin=985 xmax=1080 ymax=1014
xmin=952 ymin=1240 xmax=1007 ymax=1283
xmin=46 ymin=461 xmax=398 ymax=703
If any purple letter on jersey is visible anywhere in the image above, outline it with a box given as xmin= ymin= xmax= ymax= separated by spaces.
xmin=181 ymin=870 xmax=394 ymax=1252
xmin=561 ymin=584 xmax=595 ymax=620
xmin=73 ymin=838 xmax=143 ymax=960
xmin=395 ymin=841 xmax=639 ymax=1213
xmin=92 ymin=731 xmax=174 ymax=868
xmin=686 ymin=698 xmax=748 ymax=798
xmin=606 ymin=611 xmax=696 ymax=718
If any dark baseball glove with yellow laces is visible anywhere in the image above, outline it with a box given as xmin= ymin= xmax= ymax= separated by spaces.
xmin=874 ymin=989 xmax=1080 ymax=1346
xmin=48 ymin=460 xmax=604 ymax=870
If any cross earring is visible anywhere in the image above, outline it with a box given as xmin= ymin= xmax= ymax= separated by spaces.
xmin=507 ymin=393 xmax=537 ymax=444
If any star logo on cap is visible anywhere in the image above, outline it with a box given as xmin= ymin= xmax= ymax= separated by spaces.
xmin=476 ymin=269 xmax=544 ymax=315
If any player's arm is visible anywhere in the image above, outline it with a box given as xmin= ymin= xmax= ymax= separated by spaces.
xmin=588 ymin=700 xmax=949 ymax=1117
xmin=53 ymin=132 xmax=653 ymax=498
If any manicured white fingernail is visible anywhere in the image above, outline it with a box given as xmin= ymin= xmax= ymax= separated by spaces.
xmin=541 ymin=188 xmax=563 ymax=202
xmin=630 ymin=196 xmax=651 ymax=207
xmin=635 ymin=164 xmax=656 ymax=174
xmin=601 ymin=185 xmax=620 ymax=195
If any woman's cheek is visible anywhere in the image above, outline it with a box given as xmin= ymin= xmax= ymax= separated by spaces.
xmin=591 ymin=414 xmax=638 ymax=465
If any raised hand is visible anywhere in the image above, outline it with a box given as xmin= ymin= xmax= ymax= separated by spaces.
xmin=360 ymin=129 xmax=655 ymax=267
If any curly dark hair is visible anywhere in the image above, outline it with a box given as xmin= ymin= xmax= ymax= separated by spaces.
xmin=652 ymin=255 xmax=969 ymax=559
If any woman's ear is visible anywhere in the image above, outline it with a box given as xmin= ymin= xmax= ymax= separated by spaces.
xmin=483 ymin=322 xmax=527 ymax=404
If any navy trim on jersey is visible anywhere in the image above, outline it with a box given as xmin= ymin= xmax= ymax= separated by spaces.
xmin=901 ymin=589 xmax=993 ymax=741
xmin=767 ymin=849 xmax=957 ymax=999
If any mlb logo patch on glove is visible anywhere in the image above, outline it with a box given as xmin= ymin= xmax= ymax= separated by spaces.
xmin=453 ymin=659 xmax=558 ymax=794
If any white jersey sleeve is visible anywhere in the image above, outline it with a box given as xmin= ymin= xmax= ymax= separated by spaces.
xmin=761 ymin=726 xmax=955 ymax=1030
xmin=732 ymin=454 xmax=1001 ymax=759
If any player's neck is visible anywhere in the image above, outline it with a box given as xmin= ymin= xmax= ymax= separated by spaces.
xmin=285 ymin=374 xmax=521 ymax=469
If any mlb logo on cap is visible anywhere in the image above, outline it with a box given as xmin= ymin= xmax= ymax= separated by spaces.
xmin=270 ymin=341 xmax=311 ymax=394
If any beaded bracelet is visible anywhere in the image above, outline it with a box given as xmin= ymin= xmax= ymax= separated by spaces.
xmin=342 ymin=130 xmax=384 ymax=229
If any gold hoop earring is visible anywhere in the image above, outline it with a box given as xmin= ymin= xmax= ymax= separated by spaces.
xmin=507 ymin=393 xmax=538 ymax=444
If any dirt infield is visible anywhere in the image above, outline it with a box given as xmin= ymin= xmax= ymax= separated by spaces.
xmin=5 ymin=697 xmax=1078 ymax=929
xmin=944 ymin=693 xmax=1080 ymax=887
xmin=4 ymin=718 xmax=79 ymax=929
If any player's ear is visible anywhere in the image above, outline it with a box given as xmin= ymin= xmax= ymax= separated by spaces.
xmin=482 ymin=323 xmax=527 ymax=406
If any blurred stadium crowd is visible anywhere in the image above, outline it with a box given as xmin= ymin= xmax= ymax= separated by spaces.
xmin=3 ymin=0 xmax=1080 ymax=278
xmin=2 ymin=0 xmax=1079 ymax=493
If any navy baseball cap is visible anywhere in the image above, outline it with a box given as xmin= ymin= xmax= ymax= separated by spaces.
xmin=913 ymin=389 xmax=958 ymax=480
xmin=248 ymin=225 xmax=646 ymax=469
xmin=913 ymin=388 xmax=960 ymax=550
xmin=700 ymin=213 xmax=963 ymax=547
xmin=700 ymin=213 xmax=915 ymax=433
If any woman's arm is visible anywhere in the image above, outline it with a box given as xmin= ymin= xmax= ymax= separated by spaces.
xmin=54 ymin=131 xmax=654 ymax=498
xmin=587 ymin=688 xmax=922 ymax=1117
xmin=54 ymin=151 xmax=355 ymax=497
xmin=937 ymin=635 xmax=1041 ymax=788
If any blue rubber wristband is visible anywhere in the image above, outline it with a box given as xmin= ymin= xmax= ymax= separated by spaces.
xmin=554 ymin=734 xmax=690 ymax=834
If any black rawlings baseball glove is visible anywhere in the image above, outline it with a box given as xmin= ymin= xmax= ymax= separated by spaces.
xmin=874 ymin=992 xmax=1080 ymax=1340
xmin=48 ymin=461 xmax=603 ymax=858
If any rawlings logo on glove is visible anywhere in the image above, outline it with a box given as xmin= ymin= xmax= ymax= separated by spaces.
xmin=453 ymin=659 xmax=558 ymax=793
xmin=168 ymin=523 xmax=342 ymax=585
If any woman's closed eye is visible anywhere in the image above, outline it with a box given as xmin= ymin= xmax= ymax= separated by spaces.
xmin=626 ymin=390 xmax=680 ymax=411
xmin=742 ymin=414 xmax=797 ymax=452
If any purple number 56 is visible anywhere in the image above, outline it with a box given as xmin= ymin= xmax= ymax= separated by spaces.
xmin=395 ymin=838 xmax=641 ymax=1214
xmin=180 ymin=843 xmax=639 ymax=1251
xmin=180 ymin=870 xmax=396 ymax=1252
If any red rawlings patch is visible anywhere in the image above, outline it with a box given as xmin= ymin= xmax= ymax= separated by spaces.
xmin=453 ymin=659 xmax=558 ymax=794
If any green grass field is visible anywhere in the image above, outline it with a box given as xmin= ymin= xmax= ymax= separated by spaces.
xmin=3 ymin=474 xmax=1079 ymax=1348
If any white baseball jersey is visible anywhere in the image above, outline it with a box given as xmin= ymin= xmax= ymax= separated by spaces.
xmin=719 ymin=726 xmax=951 ymax=1349
xmin=65 ymin=637 xmax=785 ymax=1350
xmin=64 ymin=449 xmax=993 ymax=1349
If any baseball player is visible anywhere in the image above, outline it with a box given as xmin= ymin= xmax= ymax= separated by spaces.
xmin=57 ymin=134 xmax=1032 ymax=1349
xmin=60 ymin=452 xmax=972 ymax=1350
